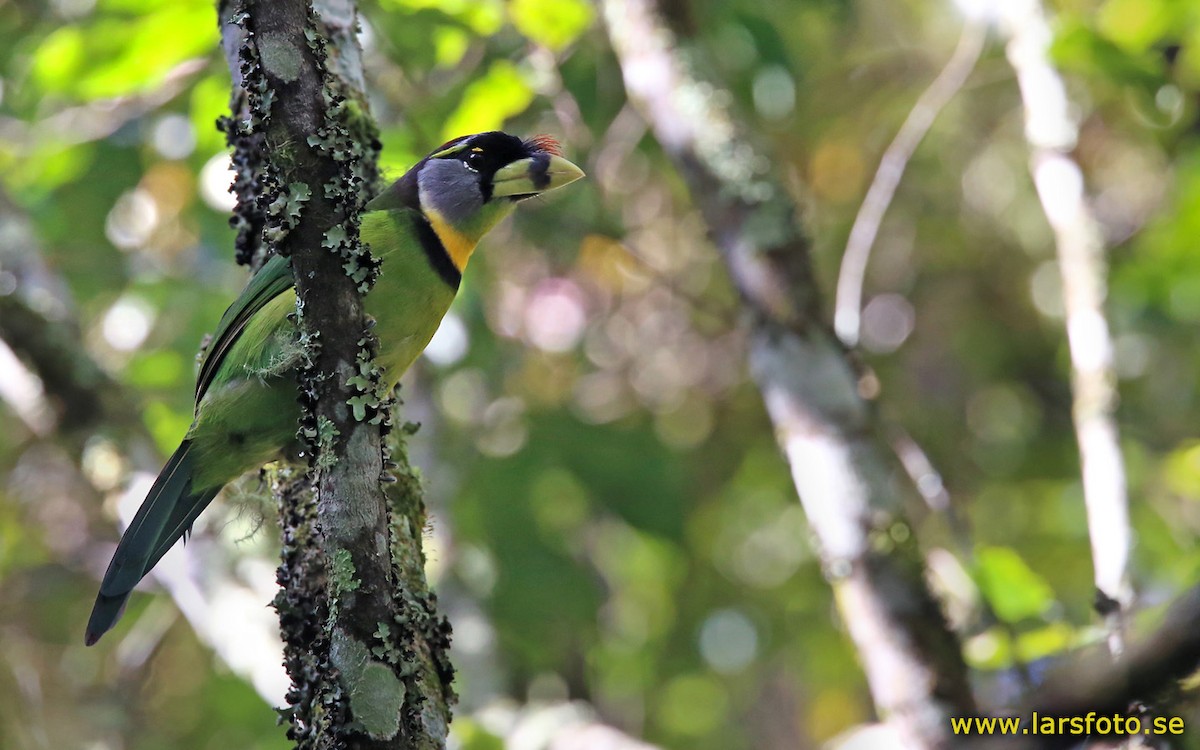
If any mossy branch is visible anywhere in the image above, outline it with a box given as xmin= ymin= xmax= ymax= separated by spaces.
xmin=218 ymin=0 xmax=453 ymax=746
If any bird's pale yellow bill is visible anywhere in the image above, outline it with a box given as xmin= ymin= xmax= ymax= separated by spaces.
xmin=491 ymin=155 xmax=585 ymax=198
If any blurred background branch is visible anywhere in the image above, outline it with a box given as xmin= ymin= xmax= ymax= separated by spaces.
xmin=0 ymin=192 xmax=123 ymax=439
xmin=1029 ymin=582 xmax=1200 ymax=731
xmin=601 ymin=0 xmax=975 ymax=746
xmin=835 ymin=18 xmax=987 ymax=347
xmin=994 ymin=0 xmax=1133 ymax=655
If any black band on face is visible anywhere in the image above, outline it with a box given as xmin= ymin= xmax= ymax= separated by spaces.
xmin=414 ymin=215 xmax=462 ymax=289
xmin=479 ymin=168 xmax=494 ymax=204
xmin=527 ymin=151 xmax=552 ymax=191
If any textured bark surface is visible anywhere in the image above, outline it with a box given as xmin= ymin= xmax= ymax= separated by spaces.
xmin=218 ymin=0 xmax=453 ymax=747
xmin=602 ymin=0 xmax=974 ymax=746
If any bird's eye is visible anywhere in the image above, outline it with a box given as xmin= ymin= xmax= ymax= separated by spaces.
xmin=465 ymin=151 xmax=486 ymax=171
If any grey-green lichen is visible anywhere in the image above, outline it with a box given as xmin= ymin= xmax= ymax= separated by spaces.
xmin=219 ymin=9 xmax=267 ymax=268
xmin=345 ymin=339 xmax=388 ymax=423
xmin=330 ymin=548 xmax=361 ymax=597
xmin=330 ymin=633 xmax=405 ymax=739
xmin=258 ymin=31 xmax=304 ymax=83
xmin=300 ymin=414 xmax=339 ymax=471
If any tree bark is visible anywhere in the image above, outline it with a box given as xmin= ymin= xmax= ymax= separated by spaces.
xmin=218 ymin=0 xmax=453 ymax=746
xmin=601 ymin=1 xmax=974 ymax=746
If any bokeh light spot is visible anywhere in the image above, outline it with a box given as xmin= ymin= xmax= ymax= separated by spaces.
xmin=105 ymin=189 xmax=159 ymax=250
xmin=102 ymin=295 xmax=155 ymax=352
xmin=199 ymin=153 xmax=238 ymax=212
xmin=698 ymin=608 xmax=758 ymax=674
xmin=860 ymin=294 xmax=915 ymax=354
xmin=151 ymin=114 xmax=197 ymax=160
xmin=523 ymin=278 xmax=587 ymax=353
xmin=425 ymin=312 xmax=469 ymax=366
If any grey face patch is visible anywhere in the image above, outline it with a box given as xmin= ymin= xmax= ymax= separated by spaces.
xmin=417 ymin=159 xmax=484 ymax=224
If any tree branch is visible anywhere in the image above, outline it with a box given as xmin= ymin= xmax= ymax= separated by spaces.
xmin=221 ymin=0 xmax=452 ymax=746
xmin=834 ymin=19 xmax=986 ymax=346
xmin=1029 ymin=585 xmax=1200 ymax=737
xmin=964 ymin=585 xmax=1200 ymax=749
xmin=993 ymin=0 xmax=1132 ymax=653
xmin=601 ymin=1 xmax=974 ymax=747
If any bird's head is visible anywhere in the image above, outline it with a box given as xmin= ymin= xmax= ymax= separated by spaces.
xmin=367 ymin=131 xmax=585 ymax=272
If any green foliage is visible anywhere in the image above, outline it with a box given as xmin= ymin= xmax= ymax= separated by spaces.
xmin=976 ymin=546 xmax=1057 ymax=623
xmin=1096 ymin=0 xmax=1174 ymax=52
xmin=441 ymin=61 xmax=535 ymax=141
xmin=451 ymin=719 xmax=506 ymax=750
xmin=378 ymin=0 xmax=504 ymax=36
xmin=1051 ymin=19 xmax=1164 ymax=91
xmin=509 ymin=0 xmax=594 ymax=51
xmin=32 ymin=1 xmax=216 ymax=99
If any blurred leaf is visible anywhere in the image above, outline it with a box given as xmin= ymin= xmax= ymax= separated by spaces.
xmin=4 ymin=143 xmax=96 ymax=194
xmin=1162 ymin=441 xmax=1200 ymax=497
xmin=975 ymin=546 xmax=1056 ymax=623
xmin=432 ymin=25 xmax=471 ymax=67
xmin=127 ymin=349 xmax=186 ymax=389
xmin=1051 ymin=18 xmax=1163 ymax=91
xmin=450 ymin=719 xmax=505 ymax=750
xmin=1015 ymin=622 xmax=1076 ymax=662
xmin=31 ymin=27 xmax=87 ymax=93
xmin=143 ymin=398 xmax=192 ymax=455
xmin=1097 ymin=0 xmax=1172 ymax=53
xmin=441 ymin=60 xmax=535 ymax=140
xmin=509 ymin=0 xmax=594 ymax=52
xmin=33 ymin=2 xmax=215 ymax=100
xmin=190 ymin=72 xmax=234 ymax=156
xmin=657 ymin=674 xmax=729 ymax=737
xmin=377 ymin=127 xmax=420 ymax=179
xmin=377 ymin=0 xmax=503 ymax=35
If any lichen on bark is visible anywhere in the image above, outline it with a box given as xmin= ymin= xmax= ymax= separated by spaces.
xmin=217 ymin=0 xmax=454 ymax=747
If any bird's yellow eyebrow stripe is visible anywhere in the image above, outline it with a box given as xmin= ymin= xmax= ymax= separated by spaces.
xmin=430 ymin=142 xmax=469 ymax=159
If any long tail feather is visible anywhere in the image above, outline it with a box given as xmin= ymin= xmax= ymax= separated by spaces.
xmin=142 ymin=486 xmax=221 ymax=576
xmin=85 ymin=440 xmax=219 ymax=645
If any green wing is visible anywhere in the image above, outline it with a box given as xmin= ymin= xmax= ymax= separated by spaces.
xmin=195 ymin=252 xmax=296 ymax=404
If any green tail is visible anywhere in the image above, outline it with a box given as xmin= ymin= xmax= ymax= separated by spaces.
xmin=85 ymin=440 xmax=220 ymax=645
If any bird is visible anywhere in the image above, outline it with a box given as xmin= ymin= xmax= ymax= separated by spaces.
xmin=85 ymin=131 xmax=585 ymax=645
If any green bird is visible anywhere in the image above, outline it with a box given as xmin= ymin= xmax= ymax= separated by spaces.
xmin=86 ymin=132 xmax=584 ymax=645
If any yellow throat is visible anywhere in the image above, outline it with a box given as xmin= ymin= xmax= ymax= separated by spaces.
xmin=422 ymin=207 xmax=477 ymax=272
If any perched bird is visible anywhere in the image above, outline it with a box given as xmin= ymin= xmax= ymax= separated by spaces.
xmin=86 ymin=132 xmax=584 ymax=645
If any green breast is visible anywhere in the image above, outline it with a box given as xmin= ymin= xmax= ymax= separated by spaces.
xmin=186 ymin=207 xmax=458 ymax=491
xmin=362 ymin=208 xmax=459 ymax=387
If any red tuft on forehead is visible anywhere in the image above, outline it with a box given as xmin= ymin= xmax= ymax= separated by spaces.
xmin=526 ymin=134 xmax=562 ymax=156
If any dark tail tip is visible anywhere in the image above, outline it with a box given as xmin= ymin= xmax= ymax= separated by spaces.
xmin=85 ymin=593 xmax=128 ymax=646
